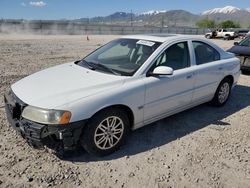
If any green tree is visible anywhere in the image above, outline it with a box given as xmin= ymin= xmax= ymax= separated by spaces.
xmin=196 ymin=19 xmax=215 ymax=28
xmin=220 ymin=20 xmax=240 ymax=28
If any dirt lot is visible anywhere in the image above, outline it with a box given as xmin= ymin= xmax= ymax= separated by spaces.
xmin=0 ymin=35 xmax=249 ymax=188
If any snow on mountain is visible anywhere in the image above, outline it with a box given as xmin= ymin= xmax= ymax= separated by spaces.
xmin=246 ymin=8 xmax=250 ymax=13
xmin=141 ymin=10 xmax=167 ymax=15
xmin=202 ymin=6 xmax=240 ymax=15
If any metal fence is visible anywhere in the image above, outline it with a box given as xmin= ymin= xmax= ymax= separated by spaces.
xmin=0 ymin=20 xmax=207 ymax=35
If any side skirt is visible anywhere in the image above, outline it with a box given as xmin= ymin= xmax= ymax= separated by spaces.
xmin=132 ymin=95 xmax=213 ymax=130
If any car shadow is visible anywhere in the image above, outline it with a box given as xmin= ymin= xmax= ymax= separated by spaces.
xmin=62 ymin=84 xmax=250 ymax=162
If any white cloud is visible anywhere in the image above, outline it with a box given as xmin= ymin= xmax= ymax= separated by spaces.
xmin=21 ymin=2 xmax=26 ymax=7
xmin=29 ymin=1 xmax=47 ymax=7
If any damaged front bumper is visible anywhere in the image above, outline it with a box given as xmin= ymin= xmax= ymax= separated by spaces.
xmin=4 ymin=89 xmax=87 ymax=151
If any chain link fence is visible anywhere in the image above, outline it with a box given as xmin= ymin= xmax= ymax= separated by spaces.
xmin=0 ymin=20 xmax=207 ymax=35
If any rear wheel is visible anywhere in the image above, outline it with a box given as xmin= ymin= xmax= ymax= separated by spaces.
xmin=205 ymin=34 xmax=211 ymax=39
xmin=81 ymin=108 xmax=130 ymax=156
xmin=211 ymin=78 xmax=232 ymax=106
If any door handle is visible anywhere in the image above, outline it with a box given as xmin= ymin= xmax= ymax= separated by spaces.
xmin=218 ymin=67 xmax=223 ymax=70
xmin=186 ymin=75 xmax=192 ymax=79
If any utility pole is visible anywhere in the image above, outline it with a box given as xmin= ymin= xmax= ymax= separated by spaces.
xmin=130 ymin=9 xmax=133 ymax=27
xmin=161 ymin=14 xmax=164 ymax=28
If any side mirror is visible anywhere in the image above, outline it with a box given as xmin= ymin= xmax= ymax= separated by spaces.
xmin=234 ymin=42 xmax=239 ymax=46
xmin=150 ymin=66 xmax=173 ymax=76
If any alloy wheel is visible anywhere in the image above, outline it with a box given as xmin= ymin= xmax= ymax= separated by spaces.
xmin=94 ymin=116 xmax=124 ymax=150
xmin=218 ymin=82 xmax=230 ymax=104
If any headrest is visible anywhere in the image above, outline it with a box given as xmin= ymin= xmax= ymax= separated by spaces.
xmin=142 ymin=46 xmax=152 ymax=55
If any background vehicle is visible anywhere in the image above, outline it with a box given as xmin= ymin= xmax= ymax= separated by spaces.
xmin=235 ymin=29 xmax=250 ymax=39
xmin=4 ymin=35 xmax=240 ymax=157
xmin=205 ymin=29 xmax=238 ymax=40
xmin=227 ymin=36 xmax=250 ymax=73
xmin=245 ymin=31 xmax=250 ymax=38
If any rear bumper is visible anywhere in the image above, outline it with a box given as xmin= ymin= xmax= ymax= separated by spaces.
xmin=4 ymin=89 xmax=87 ymax=151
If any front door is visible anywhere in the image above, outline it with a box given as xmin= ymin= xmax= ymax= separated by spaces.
xmin=143 ymin=41 xmax=196 ymax=124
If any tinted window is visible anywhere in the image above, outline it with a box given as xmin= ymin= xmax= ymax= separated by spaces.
xmin=193 ymin=41 xmax=220 ymax=65
xmin=239 ymin=37 xmax=250 ymax=47
xmin=151 ymin=42 xmax=190 ymax=71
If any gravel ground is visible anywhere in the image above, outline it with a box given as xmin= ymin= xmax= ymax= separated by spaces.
xmin=0 ymin=35 xmax=249 ymax=188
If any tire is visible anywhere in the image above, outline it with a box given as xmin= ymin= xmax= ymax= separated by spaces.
xmin=81 ymin=108 xmax=130 ymax=156
xmin=205 ymin=35 xmax=211 ymax=39
xmin=241 ymin=69 xmax=250 ymax=75
xmin=241 ymin=69 xmax=246 ymax=75
xmin=224 ymin=35 xmax=230 ymax=40
xmin=211 ymin=78 xmax=232 ymax=107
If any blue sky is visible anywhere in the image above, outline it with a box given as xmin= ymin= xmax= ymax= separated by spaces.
xmin=0 ymin=0 xmax=250 ymax=20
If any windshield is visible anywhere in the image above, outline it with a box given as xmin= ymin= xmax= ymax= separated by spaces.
xmin=77 ymin=38 xmax=161 ymax=76
xmin=239 ymin=37 xmax=250 ymax=47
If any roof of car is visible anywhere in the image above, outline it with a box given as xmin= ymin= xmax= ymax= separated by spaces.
xmin=121 ymin=34 xmax=233 ymax=60
xmin=121 ymin=34 xmax=204 ymax=43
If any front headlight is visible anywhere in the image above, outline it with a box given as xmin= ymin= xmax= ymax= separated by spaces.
xmin=22 ymin=106 xmax=71 ymax=125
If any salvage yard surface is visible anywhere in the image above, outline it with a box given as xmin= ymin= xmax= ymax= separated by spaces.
xmin=0 ymin=35 xmax=249 ymax=188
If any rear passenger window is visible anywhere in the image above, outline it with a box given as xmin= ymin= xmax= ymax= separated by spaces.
xmin=193 ymin=41 xmax=220 ymax=65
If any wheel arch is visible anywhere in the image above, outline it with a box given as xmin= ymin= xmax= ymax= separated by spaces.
xmin=222 ymin=75 xmax=234 ymax=85
xmin=90 ymin=104 xmax=135 ymax=129
xmin=211 ymin=74 xmax=234 ymax=106
xmin=213 ymin=75 xmax=234 ymax=96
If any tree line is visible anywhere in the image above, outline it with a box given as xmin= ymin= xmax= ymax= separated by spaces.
xmin=196 ymin=19 xmax=241 ymax=28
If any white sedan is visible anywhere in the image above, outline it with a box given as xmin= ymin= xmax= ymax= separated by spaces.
xmin=4 ymin=34 xmax=240 ymax=156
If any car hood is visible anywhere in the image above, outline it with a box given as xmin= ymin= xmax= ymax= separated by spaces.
xmin=11 ymin=62 xmax=126 ymax=109
xmin=227 ymin=45 xmax=250 ymax=56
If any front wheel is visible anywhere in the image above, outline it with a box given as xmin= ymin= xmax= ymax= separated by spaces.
xmin=211 ymin=78 xmax=232 ymax=106
xmin=81 ymin=108 xmax=130 ymax=156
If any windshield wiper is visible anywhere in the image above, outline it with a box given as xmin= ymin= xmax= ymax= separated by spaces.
xmin=80 ymin=60 xmax=95 ymax=70
xmin=80 ymin=59 xmax=120 ymax=75
xmin=92 ymin=63 xmax=120 ymax=75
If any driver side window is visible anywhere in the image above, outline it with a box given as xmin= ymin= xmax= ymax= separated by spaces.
xmin=151 ymin=41 xmax=190 ymax=71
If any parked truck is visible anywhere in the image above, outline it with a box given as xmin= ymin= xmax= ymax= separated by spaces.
xmin=205 ymin=29 xmax=238 ymax=40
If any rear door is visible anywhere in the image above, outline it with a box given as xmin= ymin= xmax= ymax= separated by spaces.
xmin=191 ymin=41 xmax=223 ymax=101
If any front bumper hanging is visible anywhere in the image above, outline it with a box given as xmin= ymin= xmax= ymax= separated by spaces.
xmin=4 ymin=89 xmax=87 ymax=151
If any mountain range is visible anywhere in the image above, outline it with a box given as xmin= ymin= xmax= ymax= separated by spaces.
xmin=201 ymin=6 xmax=250 ymax=27
xmin=77 ymin=6 xmax=250 ymax=28
xmin=202 ymin=6 xmax=250 ymax=15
